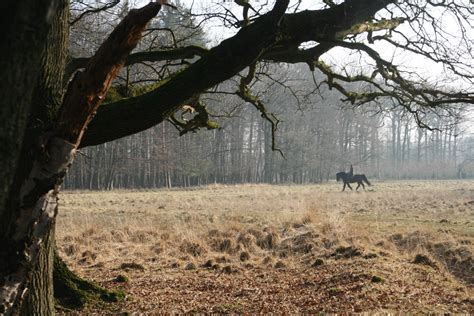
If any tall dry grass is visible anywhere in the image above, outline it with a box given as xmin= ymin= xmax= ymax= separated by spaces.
xmin=56 ymin=180 xmax=474 ymax=285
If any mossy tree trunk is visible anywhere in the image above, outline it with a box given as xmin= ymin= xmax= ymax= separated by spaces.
xmin=5 ymin=1 xmax=69 ymax=314
xmin=12 ymin=0 xmax=113 ymax=312
xmin=0 ymin=0 xmax=62 ymax=314
xmin=0 ymin=2 xmax=164 ymax=313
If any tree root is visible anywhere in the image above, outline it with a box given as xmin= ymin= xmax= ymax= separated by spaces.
xmin=53 ymin=254 xmax=125 ymax=310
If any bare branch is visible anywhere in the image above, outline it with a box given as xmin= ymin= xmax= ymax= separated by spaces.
xmin=70 ymin=0 xmax=120 ymax=25
xmin=237 ymin=62 xmax=285 ymax=158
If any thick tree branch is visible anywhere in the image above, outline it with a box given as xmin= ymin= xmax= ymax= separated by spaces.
xmin=81 ymin=0 xmax=291 ymax=147
xmin=261 ymin=42 xmax=337 ymax=69
xmin=275 ymin=0 xmax=394 ymax=45
xmin=81 ymin=0 xmax=393 ymax=147
xmin=56 ymin=3 xmax=163 ymax=146
xmin=69 ymin=0 xmax=394 ymax=78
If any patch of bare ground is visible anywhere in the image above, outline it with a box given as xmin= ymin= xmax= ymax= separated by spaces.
xmin=57 ymin=180 xmax=474 ymax=314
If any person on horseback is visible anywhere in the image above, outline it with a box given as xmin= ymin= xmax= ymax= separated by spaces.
xmin=336 ymin=164 xmax=371 ymax=191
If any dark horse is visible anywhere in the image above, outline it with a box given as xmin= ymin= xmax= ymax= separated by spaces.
xmin=336 ymin=172 xmax=371 ymax=191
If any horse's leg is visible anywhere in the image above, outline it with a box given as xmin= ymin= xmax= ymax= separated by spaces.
xmin=342 ymin=183 xmax=346 ymax=191
xmin=356 ymin=183 xmax=360 ymax=190
xmin=347 ymin=183 xmax=353 ymax=191
xmin=361 ymin=182 xmax=365 ymax=190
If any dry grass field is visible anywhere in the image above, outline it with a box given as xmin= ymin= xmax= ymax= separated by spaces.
xmin=56 ymin=180 xmax=474 ymax=314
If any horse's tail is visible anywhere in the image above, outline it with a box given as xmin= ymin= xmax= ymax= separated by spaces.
xmin=362 ymin=175 xmax=371 ymax=186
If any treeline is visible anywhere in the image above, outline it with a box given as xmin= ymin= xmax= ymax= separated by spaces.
xmin=64 ymin=74 xmax=473 ymax=190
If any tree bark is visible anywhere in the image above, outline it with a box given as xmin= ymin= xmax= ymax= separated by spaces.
xmin=0 ymin=1 xmax=69 ymax=314
xmin=18 ymin=1 xmax=70 ymax=314
xmin=0 ymin=0 xmax=58 ymax=226
xmin=0 ymin=3 xmax=163 ymax=314
xmin=20 ymin=227 xmax=55 ymax=316
xmin=0 ymin=1 xmax=61 ymax=315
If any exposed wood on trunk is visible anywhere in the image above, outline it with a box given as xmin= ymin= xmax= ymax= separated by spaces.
xmin=55 ymin=2 xmax=163 ymax=146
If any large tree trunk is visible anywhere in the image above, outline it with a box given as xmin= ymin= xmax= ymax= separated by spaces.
xmin=0 ymin=0 xmax=58 ymax=225
xmin=11 ymin=1 xmax=69 ymax=314
xmin=0 ymin=3 xmax=164 ymax=313
xmin=0 ymin=1 xmax=60 ymax=315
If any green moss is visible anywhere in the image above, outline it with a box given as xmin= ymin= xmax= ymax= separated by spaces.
xmin=312 ymin=258 xmax=324 ymax=267
xmin=103 ymin=86 xmax=125 ymax=104
xmin=316 ymin=61 xmax=332 ymax=73
xmin=371 ymin=275 xmax=384 ymax=283
xmin=103 ymin=78 xmax=171 ymax=104
xmin=213 ymin=303 xmax=244 ymax=313
xmin=328 ymin=287 xmax=341 ymax=296
xmin=129 ymin=79 xmax=170 ymax=97
xmin=206 ymin=120 xmax=220 ymax=130
xmin=54 ymin=254 xmax=125 ymax=310
xmin=114 ymin=274 xmax=129 ymax=283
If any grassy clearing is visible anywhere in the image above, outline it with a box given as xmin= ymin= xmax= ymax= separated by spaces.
xmin=56 ymin=180 xmax=474 ymax=313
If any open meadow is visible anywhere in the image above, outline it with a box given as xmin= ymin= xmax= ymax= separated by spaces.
xmin=56 ymin=180 xmax=474 ymax=313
